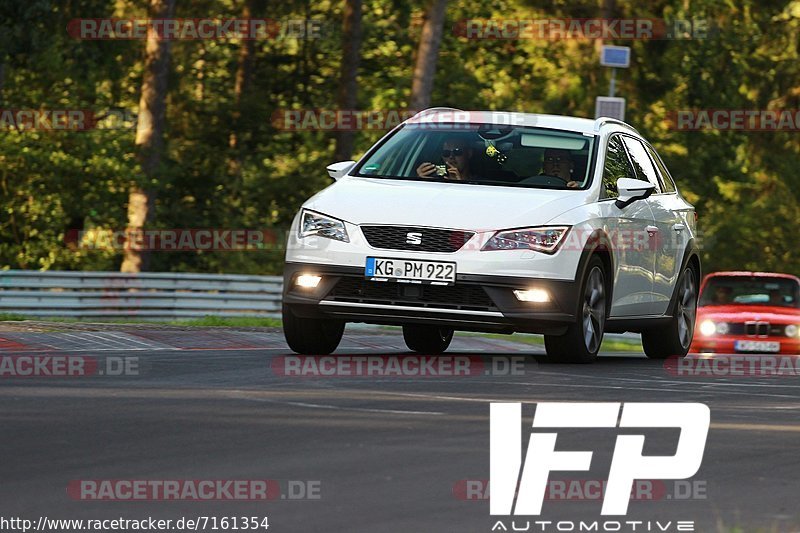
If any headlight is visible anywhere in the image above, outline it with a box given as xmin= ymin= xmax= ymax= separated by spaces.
xmin=482 ymin=226 xmax=570 ymax=254
xmin=786 ymin=324 xmax=799 ymax=337
xmin=513 ymin=288 xmax=551 ymax=303
xmin=295 ymin=274 xmax=322 ymax=288
xmin=715 ymin=322 xmax=729 ymax=335
xmin=699 ymin=320 xmax=716 ymax=337
xmin=300 ymin=210 xmax=349 ymax=242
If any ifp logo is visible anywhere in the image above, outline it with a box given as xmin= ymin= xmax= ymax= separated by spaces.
xmin=490 ymin=402 xmax=710 ymax=516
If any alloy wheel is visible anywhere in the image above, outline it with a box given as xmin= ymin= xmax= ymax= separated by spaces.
xmin=676 ymin=269 xmax=697 ymax=349
xmin=582 ymin=266 xmax=606 ymax=353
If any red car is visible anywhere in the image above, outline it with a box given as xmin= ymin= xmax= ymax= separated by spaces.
xmin=689 ymin=272 xmax=800 ymax=354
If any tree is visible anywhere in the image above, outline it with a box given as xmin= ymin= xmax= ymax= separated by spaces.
xmin=228 ymin=0 xmax=258 ymax=180
xmin=409 ymin=0 xmax=447 ymax=111
xmin=120 ymin=0 xmax=176 ymax=273
xmin=333 ymin=0 xmax=363 ymax=162
xmin=1 ymin=0 xmax=799 ymax=277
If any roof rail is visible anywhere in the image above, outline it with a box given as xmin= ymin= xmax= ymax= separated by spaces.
xmin=593 ymin=116 xmax=639 ymax=134
xmin=410 ymin=107 xmax=464 ymax=119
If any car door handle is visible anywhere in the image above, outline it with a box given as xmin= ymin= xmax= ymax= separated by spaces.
xmin=645 ymin=225 xmax=659 ymax=233
xmin=672 ymin=223 xmax=686 ymax=232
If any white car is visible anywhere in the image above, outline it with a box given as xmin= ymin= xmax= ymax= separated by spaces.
xmin=281 ymin=109 xmax=701 ymax=363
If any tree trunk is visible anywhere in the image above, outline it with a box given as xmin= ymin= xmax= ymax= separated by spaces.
xmin=121 ymin=0 xmax=176 ymax=273
xmin=332 ymin=0 xmax=363 ymax=162
xmin=409 ymin=0 xmax=447 ymax=112
xmin=596 ymin=0 xmax=617 ymax=52
xmin=228 ymin=0 xmax=257 ymax=177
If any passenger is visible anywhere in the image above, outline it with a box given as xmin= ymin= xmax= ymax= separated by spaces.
xmin=540 ymin=148 xmax=579 ymax=188
xmin=768 ymin=290 xmax=784 ymax=306
xmin=416 ymin=138 xmax=473 ymax=181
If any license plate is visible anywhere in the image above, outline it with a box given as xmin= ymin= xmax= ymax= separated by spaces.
xmin=734 ymin=340 xmax=781 ymax=353
xmin=365 ymin=257 xmax=456 ymax=285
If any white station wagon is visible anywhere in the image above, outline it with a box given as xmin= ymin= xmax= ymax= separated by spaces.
xmin=281 ymin=109 xmax=701 ymax=363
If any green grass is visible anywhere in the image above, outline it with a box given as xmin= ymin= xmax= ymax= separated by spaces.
xmin=598 ymin=338 xmax=644 ymax=352
xmin=463 ymin=331 xmax=643 ymax=353
xmin=166 ymin=316 xmax=282 ymax=328
xmin=0 ymin=314 xmax=281 ymax=328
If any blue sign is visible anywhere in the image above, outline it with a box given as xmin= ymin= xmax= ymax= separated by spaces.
xmin=600 ymin=46 xmax=630 ymax=68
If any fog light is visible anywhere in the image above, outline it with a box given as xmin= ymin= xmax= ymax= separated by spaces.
xmin=699 ymin=320 xmax=716 ymax=337
xmin=296 ymin=274 xmax=322 ymax=288
xmin=513 ymin=288 xmax=550 ymax=303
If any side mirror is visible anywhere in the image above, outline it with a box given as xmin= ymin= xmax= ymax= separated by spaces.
xmin=615 ymin=178 xmax=655 ymax=208
xmin=326 ymin=160 xmax=356 ymax=181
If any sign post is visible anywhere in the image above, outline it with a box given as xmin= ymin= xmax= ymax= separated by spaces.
xmin=596 ymin=45 xmax=630 ymax=120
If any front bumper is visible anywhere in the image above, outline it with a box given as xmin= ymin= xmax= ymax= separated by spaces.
xmin=690 ymin=336 xmax=800 ymax=355
xmin=282 ymin=262 xmax=581 ymax=335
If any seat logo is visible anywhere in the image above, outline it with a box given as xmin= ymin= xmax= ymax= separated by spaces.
xmin=406 ymin=232 xmax=423 ymax=245
xmin=490 ymin=402 xmax=710 ymax=516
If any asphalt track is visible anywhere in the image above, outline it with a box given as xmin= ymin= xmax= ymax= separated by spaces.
xmin=1 ymin=324 xmax=799 ymax=533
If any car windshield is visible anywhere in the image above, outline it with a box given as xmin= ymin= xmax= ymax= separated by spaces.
xmin=699 ymin=276 xmax=800 ymax=308
xmin=354 ymin=123 xmax=595 ymax=189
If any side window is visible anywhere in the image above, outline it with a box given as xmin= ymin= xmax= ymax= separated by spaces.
xmin=644 ymin=144 xmax=677 ymax=193
xmin=621 ymin=136 xmax=662 ymax=193
xmin=601 ymin=135 xmax=634 ymax=199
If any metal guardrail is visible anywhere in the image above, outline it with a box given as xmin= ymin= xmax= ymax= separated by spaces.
xmin=0 ymin=270 xmax=643 ymax=343
xmin=0 ymin=270 xmax=283 ymax=319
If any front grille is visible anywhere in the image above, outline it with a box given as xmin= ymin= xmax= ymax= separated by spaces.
xmin=729 ymin=322 xmax=787 ymax=337
xmin=746 ymin=322 xmax=769 ymax=336
xmin=327 ymin=276 xmax=497 ymax=312
xmin=360 ymin=225 xmax=474 ymax=253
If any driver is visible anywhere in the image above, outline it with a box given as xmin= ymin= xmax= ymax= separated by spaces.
xmin=416 ymin=138 xmax=473 ymax=181
xmin=540 ymin=148 xmax=579 ymax=188
xmin=713 ymin=285 xmax=733 ymax=304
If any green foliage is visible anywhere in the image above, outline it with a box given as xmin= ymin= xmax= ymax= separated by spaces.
xmin=0 ymin=0 xmax=798 ymax=275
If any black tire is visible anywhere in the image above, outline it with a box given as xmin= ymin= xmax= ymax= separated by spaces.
xmin=544 ymin=256 xmax=607 ymax=363
xmin=402 ymin=325 xmax=454 ymax=354
xmin=641 ymin=264 xmax=698 ymax=359
xmin=282 ymin=304 xmax=345 ymax=355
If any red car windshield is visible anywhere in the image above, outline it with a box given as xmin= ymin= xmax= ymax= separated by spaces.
xmin=699 ymin=276 xmax=800 ymax=308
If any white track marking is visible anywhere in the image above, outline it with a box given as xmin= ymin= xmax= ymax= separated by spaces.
xmin=228 ymin=393 xmax=444 ymax=416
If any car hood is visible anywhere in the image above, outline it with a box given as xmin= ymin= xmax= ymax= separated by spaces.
xmin=697 ymin=305 xmax=800 ymax=323
xmin=304 ymin=177 xmax=590 ymax=230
